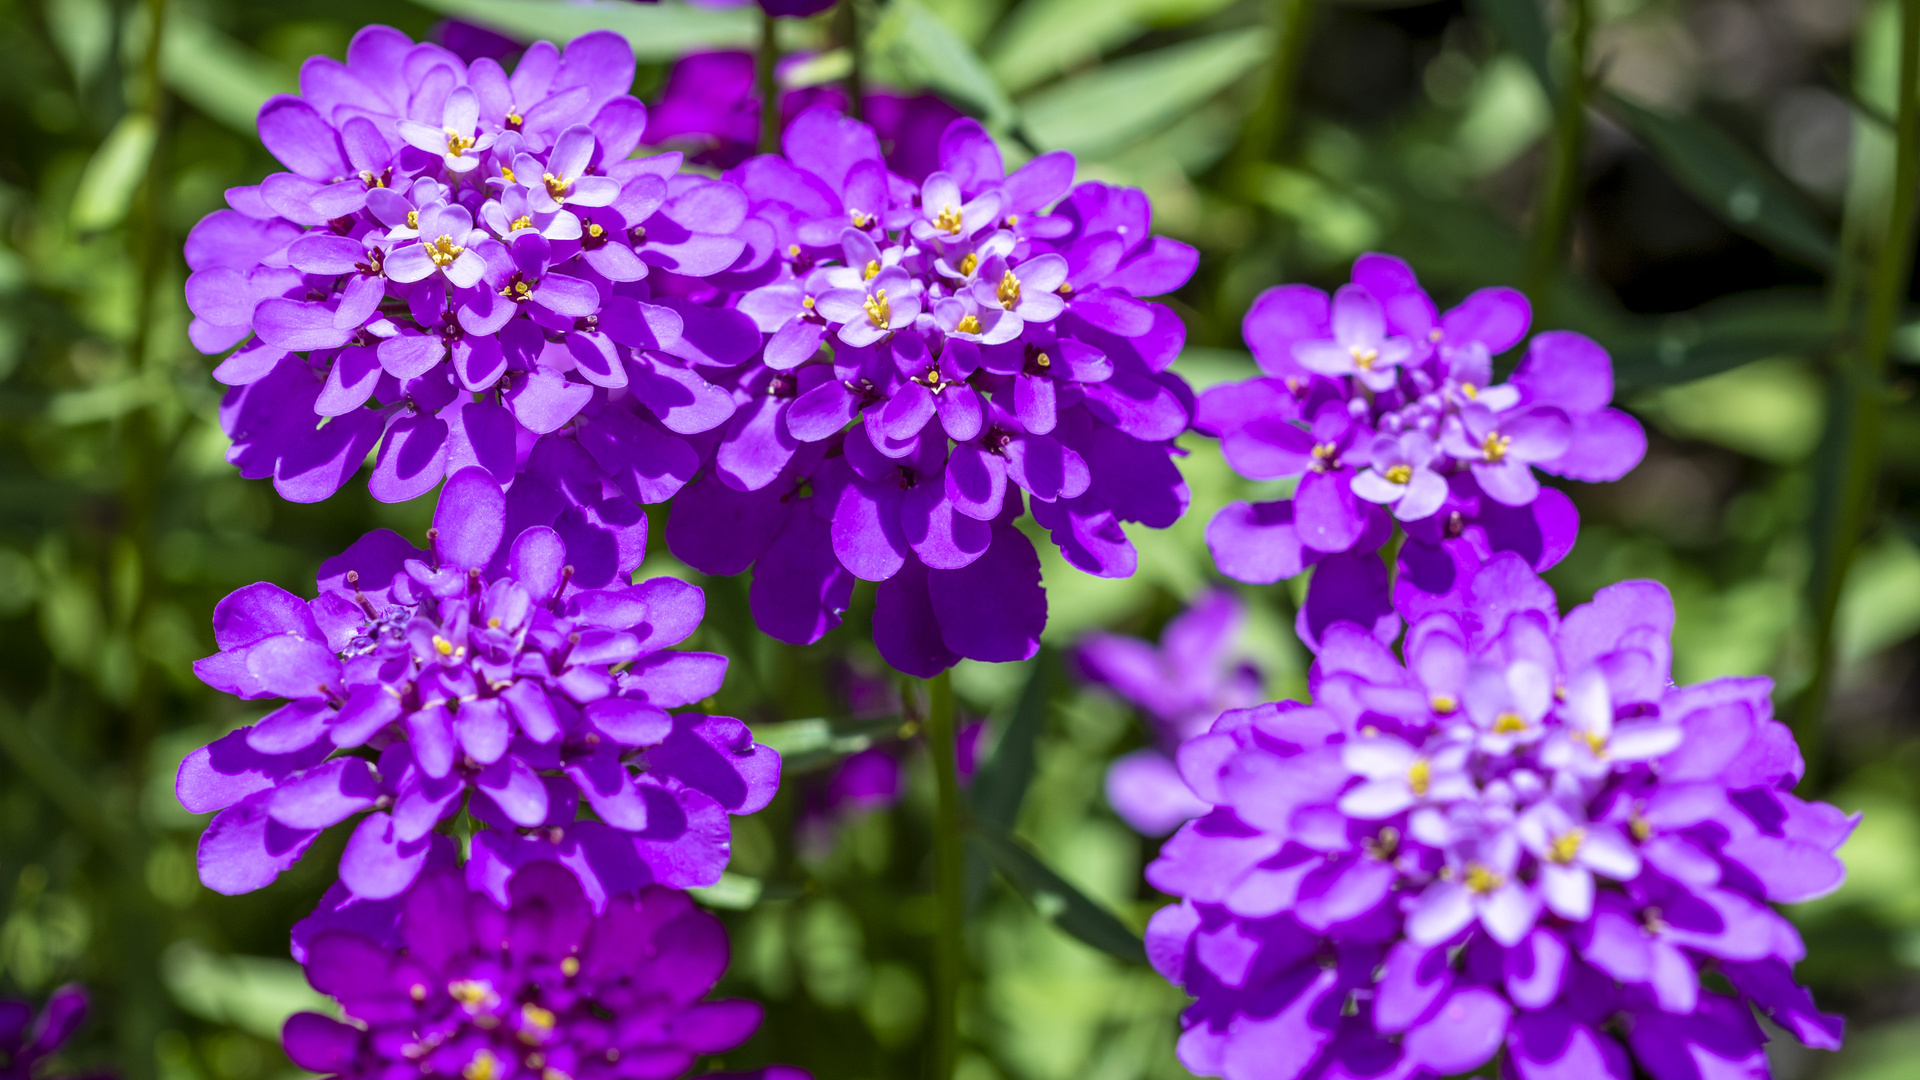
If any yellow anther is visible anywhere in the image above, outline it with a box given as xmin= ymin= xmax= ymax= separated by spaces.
xmin=1429 ymin=327 xmax=1443 ymax=342
xmin=1035 ymin=352 xmax=1051 ymax=368
xmin=1493 ymin=711 xmax=1527 ymax=734
xmin=501 ymin=165 xmax=517 ymax=183
xmin=1006 ymin=214 xmax=1020 ymax=227
xmin=409 ymin=984 xmax=426 ymax=1001
xmin=996 ymin=270 xmax=1022 ymax=311
xmin=1308 ymin=442 xmax=1339 ymax=472
xmin=1350 ymin=345 xmax=1379 ymax=370
xmin=1461 ymin=383 xmax=1479 ymax=399
xmin=514 ymin=281 xmax=531 ymax=295
xmin=406 ymin=210 xmax=420 ymax=229
xmin=543 ymin=172 xmax=571 ymax=201
xmin=560 ymin=956 xmax=580 ymax=977
xmin=849 ymin=210 xmax=870 ymax=228
xmin=1465 ymin=864 xmax=1503 ymax=894
xmin=1481 ymin=431 xmax=1513 ymax=462
xmin=788 ymin=244 xmax=802 ymax=257
xmin=359 ymin=169 xmax=385 ymax=189
xmin=1385 ymin=464 xmax=1413 ymax=485
xmin=506 ymin=111 xmax=523 ymax=126
xmin=521 ymin=1002 xmax=557 ymax=1032
xmin=863 ymin=289 xmax=891 ymax=329
xmin=959 ymin=253 xmax=978 ymax=276
xmin=445 ymin=130 xmax=475 ymax=157
xmin=510 ymin=215 xmax=533 ymax=232
xmin=488 ymin=616 xmax=502 ymax=629
xmin=1583 ymin=730 xmax=1608 ymax=757
xmin=864 ymin=259 xmax=881 ymax=281
xmin=1548 ymin=829 xmax=1585 ymax=865
xmin=1630 ymin=812 xmax=1651 ymax=843
xmin=587 ymin=222 xmax=605 ymax=238
xmin=428 ymin=235 xmax=466 ymax=268
xmin=448 ymin=979 xmax=498 ymax=1010
xmin=463 ymin=1050 xmax=498 ymax=1080
xmin=1430 ymin=694 xmax=1457 ymax=714
xmin=956 ymin=314 xmax=981 ymax=335
xmin=1408 ymin=758 xmax=1431 ymax=797
xmin=1366 ymin=826 xmax=1400 ymax=860
xmin=433 ymin=635 xmax=455 ymax=656
xmin=801 ymin=296 xmax=815 ymax=309
xmin=934 ymin=204 xmax=963 ymax=235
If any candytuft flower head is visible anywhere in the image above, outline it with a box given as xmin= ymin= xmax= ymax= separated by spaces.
xmin=178 ymin=468 xmax=778 ymax=908
xmin=1200 ymin=253 xmax=1646 ymax=650
xmin=283 ymin=863 xmax=806 ymax=1080
xmin=1077 ymin=590 xmax=1262 ymax=836
xmin=0 ymin=985 xmax=99 ymax=1080
xmin=666 ymin=108 xmax=1200 ymax=677
xmin=1145 ymin=554 xmax=1852 ymax=1080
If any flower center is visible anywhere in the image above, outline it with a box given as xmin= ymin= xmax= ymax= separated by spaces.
xmin=956 ymin=314 xmax=982 ymax=335
xmin=1365 ymin=826 xmax=1400 ymax=860
xmin=449 ymin=979 xmax=500 ymax=1011
xmin=510 ymin=215 xmax=533 ymax=232
xmin=959 ymin=252 xmax=978 ymax=276
xmin=502 ymin=276 xmax=534 ymax=302
xmin=1629 ymin=811 xmax=1651 ymax=842
xmin=935 ymin=204 xmax=963 ymax=235
xmin=1407 ymin=758 xmax=1431 ymax=797
xmin=561 ymin=957 xmax=581 ymax=977
xmin=501 ymin=164 xmax=517 ymax=183
xmin=505 ymin=111 xmax=524 ymax=129
xmin=1430 ymin=694 xmax=1457 ymax=714
xmin=1583 ymin=730 xmax=1608 ymax=756
xmin=406 ymin=210 xmax=420 ymax=229
xmin=1349 ymin=344 xmax=1378 ymax=370
xmin=1461 ymin=382 xmax=1479 ymax=399
xmin=519 ymin=1002 xmax=558 ymax=1043
xmin=1308 ymin=442 xmax=1339 ymax=472
xmin=864 ymin=289 xmax=891 ymax=329
xmin=463 ymin=1050 xmax=499 ymax=1080
xmin=1465 ymin=864 xmax=1503 ymax=893
xmin=1481 ymin=431 xmax=1512 ymax=462
xmin=358 ymin=169 xmax=386 ymax=189
xmin=1385 ymin=464 xmax=1412 ymax=485
xmin=1492 ymin=711 xmax=1527 ymax=733
xmin=543 ymin=172 xmax=571 ymax=201
xmin=997 ymin=270 xmax=1022 ymax=311
xmin=428 ymin=235 xmax=465 ymax=267
xmin=864 ymin=259 xmax=881 ymax=281
xmin=1548 ymin=829 xmax=1585 ymax=865
xmin=445 ymin=130 xmax=474 ymax=157
xmin=849 ymin=209 xmax=871 ymax=228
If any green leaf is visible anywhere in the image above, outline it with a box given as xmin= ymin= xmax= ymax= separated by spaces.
xmin=964 ymin=653 xmax=1054 ymax=909
xmin=161 ymin=14 xmax=297 ymax=134
xmin=1468 ymin=0 xmax=1552 ymax=94
xmin=70 ymin=114 xmax=156 ymax=231
xmin=750 ymin=713 xmax=906 ymax=774
xmin=968 ymin=820 xmax=1146 ymax=965
xmin=409 ymin=0 xmax=757 ymax=59
xmin=1606 ymin=288 xmax=1832 ymax=391
xmin=1019 ymin=27 xmax=1270 ymax=159
xmin=161 ymin=941 xmax=334 ymax=1037
xmin=1601 ymin=92 xmax=1838 ymax=270
xmin=873 ymin=0 xmax=1017 ymax=127
xmin=690 ymin=871 xmax=765 ymax=910
xmin=988 ymin=0 xmax=1238 ymax=96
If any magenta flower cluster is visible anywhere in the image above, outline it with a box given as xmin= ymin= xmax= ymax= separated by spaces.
xmin=1143 ymin=554 xmax=1850 ymax=1080
xmin=1199 ymin=255 xmax=1645 ymax=649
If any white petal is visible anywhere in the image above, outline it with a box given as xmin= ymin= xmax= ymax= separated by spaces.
xmin=1407 ymin=881 xmax=1474 ymax=945
xmin=1540 ymin=864 xmax=1593 ymax=921
xmin=1578 ymin=826 xmax=1643 ymax=880
xmin=1478 ymin=882 xmax=1541 ymax=946
xmin=1608 ymin=721 xmax=1684 ymax=761
xmin=1338 ymin=780 xmax=1414 ymax=820
xmin=1341 ymin=738 xmax=1417 ymax=779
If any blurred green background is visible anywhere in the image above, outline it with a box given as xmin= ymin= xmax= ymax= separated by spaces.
xmin=0 ymin=0 xmax=1917 ymax=1079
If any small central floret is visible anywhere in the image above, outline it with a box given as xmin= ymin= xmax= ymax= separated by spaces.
xmin=959 ymin=253 xmax=978 ymax=276
xmin=1548 ymin=829 xmax=1585 ymax=864
xmin=428 ymin=235 xmax=465 ymax=267
xmin=864 ymin=290 xmax=891 ymax=329
xmin=1492 ymin=710 xmax=1527 ymax=733
xmin=1482 ymin=431 xmax=1512 ymax=461
xmin=1407 ymin=758 xmax=1430 ymax=796
xmin=1465 ymin=864 xmax=1503 ymax=893
xmin=1308 ymin=442 xmax=1339 ymax=472
xmin=864 ymin=259 xmax=881 ymax=281
xmin=1349 ymin=344 xmax=1379 ymax=370
xmin=934 ymin=204 xmax=963 ymax=235
xmin=445 ymin=130 xmax=474 ymax=157
xmin=543 ymin=172 xmax=570 ymax=200
xmin=997 ymin=270 xmax=1021 ymax=310
xmin=510 ymin=215 xmax=533 ymax=232
xmin=1385 ymin=464 xmax=1412 ymax=484
xmin=956 ymin=314 xmax=982 ymax=335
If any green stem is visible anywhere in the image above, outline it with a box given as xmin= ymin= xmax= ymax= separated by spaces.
xmin=840 ymin=0 xmax=866 ymax=123
xmin=1229 ymin=0 xmax=1316 ymax=194
xmin=925 ymin=670 xmax=963 ymax=1080
xmin=758 ymin=10 xmax=781 ymax=155
xmin=1796 ymin=0 xmax=1920 ymax=787
xmin=1524 ymin=0 xmax=1593 ymax=307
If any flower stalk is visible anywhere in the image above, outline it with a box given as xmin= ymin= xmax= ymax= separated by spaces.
xmin=1524 ymin=0 xmax=1594 ymax=307
xmin=925 ymin=669 xmax=964 ymax=1080
xmin=1230 ymin=0 xmax=1317 ymax=194
xmin=758 ymin=8 xmax=781 ymax=154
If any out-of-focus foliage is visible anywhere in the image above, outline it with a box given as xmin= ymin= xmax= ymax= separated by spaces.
xmin=1 ymin=1 xmax=1919 ymax=1080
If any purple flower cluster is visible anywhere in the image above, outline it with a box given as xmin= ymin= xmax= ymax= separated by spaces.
xmin=283 ymin=863 xmax=787 ymax=1080
xmin=1077 ymin=590 xmax=1261 ymax=836
xmin=177 ymin=468 xmax=779 ymax=909
xmin=663 ymin=108 xmax=1198 ymax=675
xmin=1199 ymin=254 xmax=1645 ymax=649
xmin=1145 ymin=552 xmax=1850 ymax=1080
xmin=186 ymin=25 xmax=755 ymax=507
xmin=0 ymin=986 xmax=98 ymax=1080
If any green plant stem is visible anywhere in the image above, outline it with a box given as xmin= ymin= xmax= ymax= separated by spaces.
xmin=925 ymin=670 xmax=963 ymax=1080
xmin=1524 ymin=0 xmax=1593 ymax=306
xmin=1796 ymin=0 xmax=1920 ymax=787
xmin=1229 ymin=0 xmax=1316 ymax=194
xmin=840 ymin=0 xmax=866 ymax=123
xmin=758 ymin=9 xmax=781 ymax=154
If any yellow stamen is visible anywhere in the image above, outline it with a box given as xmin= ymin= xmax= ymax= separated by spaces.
xmin=587 ymin=222 xmax=604 ymax=238
xmin=1429 ymin=327 xmax=1443 ymax=342
xmin=487 ymin=617 xmax=502 ymax=629
xmin=1308 ymin=442 xmax=1339 ymax=472
xmin=433 ymin=635 xmax=455 ymax=656
xmin=1461 ymin=382 xmax=1479 ymax=399
xmin=1035 ymin=353 xmax=1051 ymax=368
xmin=1583 ymin=730 xmax=1608 ymax=757
xmin=445 ymin=130 xmax=475 ymax=157
xmin=1350 ymin=345 xmax=1379 ymax=370
xmin=448 ymin=979 xmax=498 ymax=1010
xmin=959 ymin=253 xmax=978 ymax=276
xmin=956 ymin=314 xmax=981 ymax=335
xmin=1366 ymin=826 xmax=1400 ymax=861
xmin=801 ymin=296 xmax=815 ymax=309
xmin=1493 ymin=711 xmax=1527 ymax=734
xmin=1408 ymin=758 xmax=1431 ymax=797
xmin=409 ymin=984 xmax=426 ymax=1001
xmin=510 ymin=215 xmax=533 ymax=232
xmin=543 ymin=172 xmax=571 ymax=201
xmin=1548 ymin=829 xmax=1585 ymax=865
xmin=359 ymin=169 xmax=385 ymax=189
xmin=561 ymin=957 xmax=580 ymax=977
xmin=1481 ymin=431 xmax=1513 ymax=462
xmin=864 ymin=289 xmax=891 ymax=329
xmin=506 ymin=111 xmax=523 ymax=126
xmin=1006 ymin=214 xmax=1019 ymax=227
xmin=849 ymin=210 xmax=870 ymax=228
xmin=934 ymin=204 xmax=963 ymax=235
xmin=501 ymin=165 xmax=517 ymax=183
xmin=406 ymin=210 xmax=419 ymax=229
xmin=1385 ymin=464 xmax=1412 ymax=485
xmin=788 ymin=244 xmax=802 ymax=257
xmin=996 ymin=270 xmax=1021 ymax=311
xmin=1465 ymin=864 xmax=1503 ymax=893
xmin=428 ymin=235 xmax=465 ymax=268
xmin=1629 ymin=812 xmax=1651 ymax=843
xmin=864 ymin=259 xmax=881 ymax=281
xmin=463 ymin=1051 xmax=498 ymax=1080
xmin=521 ymin=1002 xmax=557 ymax=1033
xmin=1430 ymin=694 xmax=1457 ymax=714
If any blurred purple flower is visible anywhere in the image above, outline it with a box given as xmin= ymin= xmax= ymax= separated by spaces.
xmin=0 ymin=986 xmax=99 ymax=1080
xmin=283 ymin=862 xmax=807 ymax=1080
xmin=1200 ymin=254 xmax=1646 ymax=651
xmin=1145 ymin=554 xmax=1850 ymax=1080
xmin=177 ymin=468 xmax=778 ymax=909
xmin=1078 ymin=590 xmax=1261 ymax=836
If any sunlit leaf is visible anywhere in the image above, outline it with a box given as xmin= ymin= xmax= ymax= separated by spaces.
xmin=750 ymin=713 xmax=907 ymax=774
xmin=410 ymin=0 xmax=757 ymax=58
xmin=691 ymin=871 xmax=766 ymax=910
xmin=965 ymin=653 xmax=1054 ymax=909
xmin=1019 ymin=27 xmax=1270 ymax=159
xmin=161 ymin=941 xmax=334 ymax=1037
xmin=70 ymin=114 xmax=155 ymax=232
xmin=1603 ymin=92 xmax=1839 ymax=270
xmin=161 ymin=14 xmax=297 ymax=134
xmin=1607 ymin=288 xmax=1831 ymax=391
xmin=969 ymin=820 xmax=1146 ymax=964
xmin=1468 ymin=0 xmax=1551 ymax=93
xmin=989 ymin=0 xmax=1238 ymax=95
xmin=874 ymin=0 xmax=1017 ymax=126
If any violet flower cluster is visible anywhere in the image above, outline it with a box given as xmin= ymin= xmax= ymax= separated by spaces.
xmin=1077 ymin=590 xmax=1262 ymax=836
xmin=1199 ymin=254 xmax=1645 ymax=649
xmin=284 ymin=863 xmax=784 ymax=1080
xmin=1145 ymin=553 xmax=1850 ymax=1080
xmin=177 ymin=468 xmax=779 ymax=909
xmin=0 ymin=986 xmax=98 ymax=1080
xmin=663 ymin=107 xmax=1198 ymax=676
